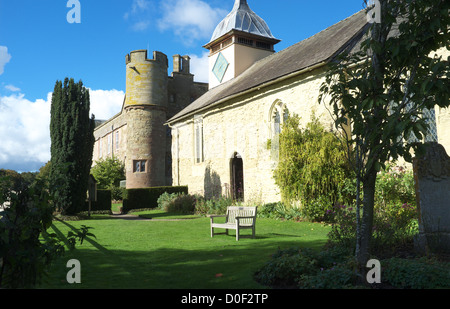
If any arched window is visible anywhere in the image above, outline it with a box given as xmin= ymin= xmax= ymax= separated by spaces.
xmin=269 ymin=100 xmax=289 ymax=161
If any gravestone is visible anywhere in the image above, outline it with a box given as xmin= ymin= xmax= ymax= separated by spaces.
xmin=413 ymin=142 xmax=450 ymax=254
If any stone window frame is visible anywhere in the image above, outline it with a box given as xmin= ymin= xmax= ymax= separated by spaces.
xmin=133 ymin=160 xmax=147 ymax=173
xmin=194 ymin=115 xmax=204 ymax=164
xmin=268 ymin=100 xmax=289 ymax=160
xmin=115 ymin=130 xmax=120 ymax=150
xmin=99 ymin=138 xmax=103 ymax=158
xmin=107 ymin=134 xmax=112 ymax=154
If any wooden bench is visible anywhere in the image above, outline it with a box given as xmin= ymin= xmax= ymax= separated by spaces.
xmin=210 ymin=206 xmax=257 ymax=241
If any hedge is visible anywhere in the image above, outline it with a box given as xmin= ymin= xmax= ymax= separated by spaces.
xmin=122 ymin=186 xmax=188 ymax=212
xmin=83 ymin=189 xmax=112 ymax=212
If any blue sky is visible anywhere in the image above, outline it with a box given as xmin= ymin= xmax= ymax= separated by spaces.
xmin=0 ymin=0 xmax=365 ymax=172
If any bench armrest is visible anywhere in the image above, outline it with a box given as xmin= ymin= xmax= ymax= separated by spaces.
xmin=210 ymin=215 xmax=227 ymax=223
xmin=235 ymin=216 xmax=256 ymax=225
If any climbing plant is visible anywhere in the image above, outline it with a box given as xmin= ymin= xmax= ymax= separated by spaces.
xmin=273 ymin=114 xmax=353 ymax=221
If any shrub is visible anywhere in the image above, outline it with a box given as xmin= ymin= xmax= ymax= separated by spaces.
xmin=327 ymin=164 xmax=419 ymax=255
xmin=257 ymin=202 xmax=302 ymax=221
xmin=157 ymin=192 xmax=177 ymax=211
xmin=170 ymin=194 xmax=196 ymax=214
xmin=194 ymin=195 xmax=234 ymax=215
xmin=253 ymin=248 xmax=318 ymax=288
xmin=273 ymin=114 xmax=353 ymax=222
xmin=375 ymin=164 xmax=416 ymax=209
xmin=157 ymin=192 xmax=197 ymax=214
xmin=110 ymin=185 xmax=126 ymax=201
xmin=326 ymin=204 xmax=357 ymax=249
xmin=257 ymin=202 xmax=284 ymax=219
xmin=301 ymin=196 xmax=333 ymax=222
xmin=254 ymin=246 xmax=355 ymax=289
xmin=382 ymin=257 xmax=450 ymax=289
xmin=90 ymin=157 xmax=125 ymax=189
xmin=298 ymin=264 xmax=358 ymax=289
xmin=122 ymin=186 xmax=188 ymax=212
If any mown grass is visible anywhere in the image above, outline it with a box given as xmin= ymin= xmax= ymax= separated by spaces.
xmin=38 ymin=210 xmax=330 ymax=289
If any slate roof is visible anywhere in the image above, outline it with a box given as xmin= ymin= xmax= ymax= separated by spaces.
xmin=167 ymin=10 xmax=369 ymax=124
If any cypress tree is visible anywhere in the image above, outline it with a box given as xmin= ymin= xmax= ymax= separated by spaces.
xmin=50 ymin=78 xmax=95 ymax=215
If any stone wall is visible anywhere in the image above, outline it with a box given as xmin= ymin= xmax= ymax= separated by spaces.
xmin=92 ymin=112 xmax=127 ymax=165
xmin=436 ymin=106 xmax=450 ymax=154
xmin=172 ymin=67 xmax=333 ymax=204
xmin=125 ymin=106 xmax=167 ymax=188
xmin=434 ymin=47 xmax=450 ymax=154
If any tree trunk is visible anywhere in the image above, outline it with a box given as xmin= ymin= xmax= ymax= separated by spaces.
xmin=357 ymin=168 xmax=377 ymax=268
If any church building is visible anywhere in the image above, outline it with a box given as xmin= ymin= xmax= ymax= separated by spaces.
xmin=93 ymin=0 xmax=449 ymax=202
xmin=166 ymin=0 xmax=450 ymax=203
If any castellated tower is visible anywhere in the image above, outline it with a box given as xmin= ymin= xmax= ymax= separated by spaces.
xmin=92 ymin=49 xmax=208 ymax=189
xmin=124 ymin=50 xmax=168 ymax=189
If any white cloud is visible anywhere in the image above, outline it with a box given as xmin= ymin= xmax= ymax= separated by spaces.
xmin=124 ymin=0 xmax=152 ymax=31
xmin=4 ymin=84 xmax=21 ymax=92
xmin=190 ymin=51 xmax=209 ymax=83
xmin=0 ymin=89 xmax=124 ymax=172
xmin=89 ymin=89 xmax=125 ymax=120
xmin=131 ymin=21 xmax=151 ymax=31
xmin=0 ymin=93 xmax=52 ymax=171
xmin=157 ymin=0 xmax=227 ymax=45
xmin=0 ymin=46 xmax=12 ymax=75
xmin=124 ymin=0 xmax=151 ymax=19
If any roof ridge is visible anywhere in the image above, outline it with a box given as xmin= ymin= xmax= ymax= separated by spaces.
xmin=275 ymin=9 xmax=367 ymax=58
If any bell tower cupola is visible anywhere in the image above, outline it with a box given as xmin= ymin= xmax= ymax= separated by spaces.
xmin=204 ymin=0 xmax=280 ymax=89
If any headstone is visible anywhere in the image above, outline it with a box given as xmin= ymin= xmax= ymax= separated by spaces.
xmin=413 ymin=142 xmax=450 ymax=254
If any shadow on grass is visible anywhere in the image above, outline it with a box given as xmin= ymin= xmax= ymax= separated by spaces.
xmin=43 ymin=220 xmax=328 ymax=289
xmin=136 ymin=211 xmax=201 ymax=220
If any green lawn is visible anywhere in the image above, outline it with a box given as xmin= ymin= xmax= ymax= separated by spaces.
xmin=38 ymin=210 xmax=330 ymax=289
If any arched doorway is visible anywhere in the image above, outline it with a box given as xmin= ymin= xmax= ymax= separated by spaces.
xmin=231 ymin=152 xmax=244 ymax=201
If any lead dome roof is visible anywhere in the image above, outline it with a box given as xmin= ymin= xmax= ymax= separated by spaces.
xmin=208 ymin=0 xmax=279 ymax=43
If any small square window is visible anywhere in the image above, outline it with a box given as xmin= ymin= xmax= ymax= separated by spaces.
xmin=133 ymin=160 xmax=146 ymax=173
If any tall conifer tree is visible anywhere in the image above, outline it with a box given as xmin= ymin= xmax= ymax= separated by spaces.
xmin=50 ymin=78 xmax=95 ymax=215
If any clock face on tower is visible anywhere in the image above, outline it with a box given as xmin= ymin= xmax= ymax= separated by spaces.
xmin=212 ymin=52 xmax=229 ymax=82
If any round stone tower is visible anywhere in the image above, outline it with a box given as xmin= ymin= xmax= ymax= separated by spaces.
xmin=124 ymin=50 xmax=168 ymax=189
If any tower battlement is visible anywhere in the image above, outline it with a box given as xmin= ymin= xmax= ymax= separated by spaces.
xmin=124 ymin=49 xmax=169 ymax=109
xmin=126 ymin=50 xmax=169 ymax=67
xmin=172 ymin=54 xmax=191 ymax=75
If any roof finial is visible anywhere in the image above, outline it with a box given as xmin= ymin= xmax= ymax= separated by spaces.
xmin=233 ymin=0 xmax=249 ymax=11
